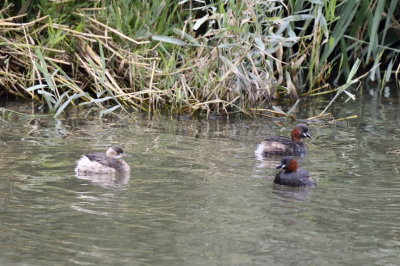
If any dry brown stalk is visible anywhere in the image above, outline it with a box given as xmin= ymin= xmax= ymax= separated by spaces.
xmin=0 ymin=15 xmax=49 ymax=27
xmin=86 ymin=17 xmax=151 ymax=45
xmin=52 ymin=24 xmax=112 ymax=40
xmin=303 ymin=84 xmax=331 ymax=95
xmin=204 ymin=48 xmax=250 ymax=102
xmin=94 ymin=39 xmax=149 ymax=67
xmin=249 ymin=108 xmax=287 ymax=117
xmin=0 ymin=2 xmax=347 ymax=118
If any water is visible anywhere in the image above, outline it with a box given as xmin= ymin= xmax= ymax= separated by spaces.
xmin=1 ymin=84 xmax=400 ymax=265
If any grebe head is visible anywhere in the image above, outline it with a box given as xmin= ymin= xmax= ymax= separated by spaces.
xmin=276 ymin=156 xmax=298 ymax=172
xmin=106 ymin=145 xmax=130 ymax=159
xmin=292 ymin=123 xmax=312 ymax=143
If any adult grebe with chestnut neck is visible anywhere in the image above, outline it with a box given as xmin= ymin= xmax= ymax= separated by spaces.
xmin=255 ymin=124 xmax=312 ymax=157
xmin=274 ymin=156 xmax=316 ymax=187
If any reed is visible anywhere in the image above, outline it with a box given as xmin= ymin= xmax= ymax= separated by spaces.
xmin=0 ymin=0 xmax=399 ymax=120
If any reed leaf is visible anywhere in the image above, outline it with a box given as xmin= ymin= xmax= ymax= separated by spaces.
xmin=286 ymin=99 xmax=300 ymax=119
xmin=53 ymin=90 xmax=71 ymax=112
xmin=34 ymin=49 xmax=56 ymax=92
xmin=366 ymin=0 xmax=385 ymax=63
xmin=79 ymin=97 xmax=114 ymax=106
xmin=219 ymin=55 xmax=240 ymax=76
xmin=26 ymin=84 xmax=49 ymax=91
xmin=318 ymin=59 xmax=361 ymax=117
xmin=318 ymin=1 xmax=360 ymax=73
xmin=1 ymin=0 xmax=398 ymax=118
xmin=381 ymin=0 xmax=399 ymax=47
xmin=172 ymin=28 xmax=200 ymax=46
xmin=272 ymin=106 xmax=286 ymax=115
xmin=152 ymin=36 xmax=188 ymax=46
xmin=54 ymin=92 xmax=86 ymax=118
xmin=100 ymin=105 xmax=121 ymax=118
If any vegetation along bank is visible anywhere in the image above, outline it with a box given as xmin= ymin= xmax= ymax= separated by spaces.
xmin=1 ymin=1 xmax=399 ymax=119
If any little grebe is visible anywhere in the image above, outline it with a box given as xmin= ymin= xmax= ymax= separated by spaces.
xmin=274 ymin=156 xmax=316 ymax=187
xmin=75 ymin=145 xmax=130 ymax=174
xmin=255 ymin=124 xmax=311 ymax=157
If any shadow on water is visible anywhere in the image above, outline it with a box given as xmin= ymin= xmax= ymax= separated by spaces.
xmin=0 ymin=83 xmax=400 ymax=265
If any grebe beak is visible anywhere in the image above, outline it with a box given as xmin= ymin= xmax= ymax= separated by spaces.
xmin=304 ymin=132 xmax=312 ymax=138
xmin=276 ymin=164 xmax=285 ymax=169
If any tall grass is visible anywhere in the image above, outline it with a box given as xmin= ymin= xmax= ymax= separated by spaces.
xmin=0 ymin=0 xmax=399 ymax=119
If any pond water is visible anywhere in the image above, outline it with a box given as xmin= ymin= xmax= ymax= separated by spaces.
xmin=0 ymin=83 xmax=400 ymax=265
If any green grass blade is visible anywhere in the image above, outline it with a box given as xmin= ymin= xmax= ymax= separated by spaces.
xmin=54 ymin=90 xmax=71 ymax=110
xmin=219 ymin=55 xmax=240 ymax=75
xmin=35 ymin=49 xmax=56 ymax=92
xmin=272 ymin=106 xmax=286 ymax=115
xmin=319 ymin=59 xmax=361 ymax=117
xmin=172 ymin=28 xmax=200 ymax=46
xmin=152 ymin=36 xmax=187 ymax=46
xmin=319 ymin=1 xmax=360 ymax=71
xmin=382 ymin=0 xmax=399 ymax=46
xmin=54 ymin=93 xmax=86 ymax=118
xmin=366 ymin=0 xmax=385 ymax=63
xmin=78 ymin=97 xmax=114 ymax=106
xmin=100 ymin=105 xmax=121 ymax=118
xmin=347 ymin=58 xmax=361 ymax=82
xmin=286 ymin=99 xmax=300 ymax=119
xmin=26 ymin=84 xmax=48 ymax=91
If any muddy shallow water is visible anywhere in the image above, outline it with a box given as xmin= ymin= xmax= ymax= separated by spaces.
xmin=0 ymin=84 xmax=400 ymax=265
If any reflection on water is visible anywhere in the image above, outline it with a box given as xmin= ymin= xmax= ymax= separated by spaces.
xmin=255 ymin=152 xmax=308 ymax=170
xmin=0 ymin=84 xmax=400 ymax=265
xmin=76 ymin=172 xmax=131 ymax=189
xmin=272 ymin=184 xmax=315 ymax=202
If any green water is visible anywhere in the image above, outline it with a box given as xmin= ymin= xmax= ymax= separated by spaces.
xmin=0 ymin=85 xmax=400 ymax=265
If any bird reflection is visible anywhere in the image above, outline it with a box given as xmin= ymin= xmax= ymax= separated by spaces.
xmin=272 ymin=185 xmax=314 ymax=201
xmin=76 ymin=172 xmax=131 ymax=189
xmin=256 ymin=154 xmax=308 ymax=169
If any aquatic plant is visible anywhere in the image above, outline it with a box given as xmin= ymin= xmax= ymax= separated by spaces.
xmin=0 ymin=0 xmax=399 ymax=119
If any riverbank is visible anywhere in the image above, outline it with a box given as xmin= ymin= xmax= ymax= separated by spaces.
xmin=1 ymin=1 xmax=399 ymax=118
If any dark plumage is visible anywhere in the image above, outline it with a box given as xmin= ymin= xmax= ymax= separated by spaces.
xmin=255 ymin=124 xmax=311 ymax=156
xmin=85 ymin=153 xmax=127 ymax=173
xmin=274 ymin=156 xmax=316 ymax=187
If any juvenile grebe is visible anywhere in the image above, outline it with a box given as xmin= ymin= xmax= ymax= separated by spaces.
xmin=75 ymin=145 xmax=130 ymax=174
